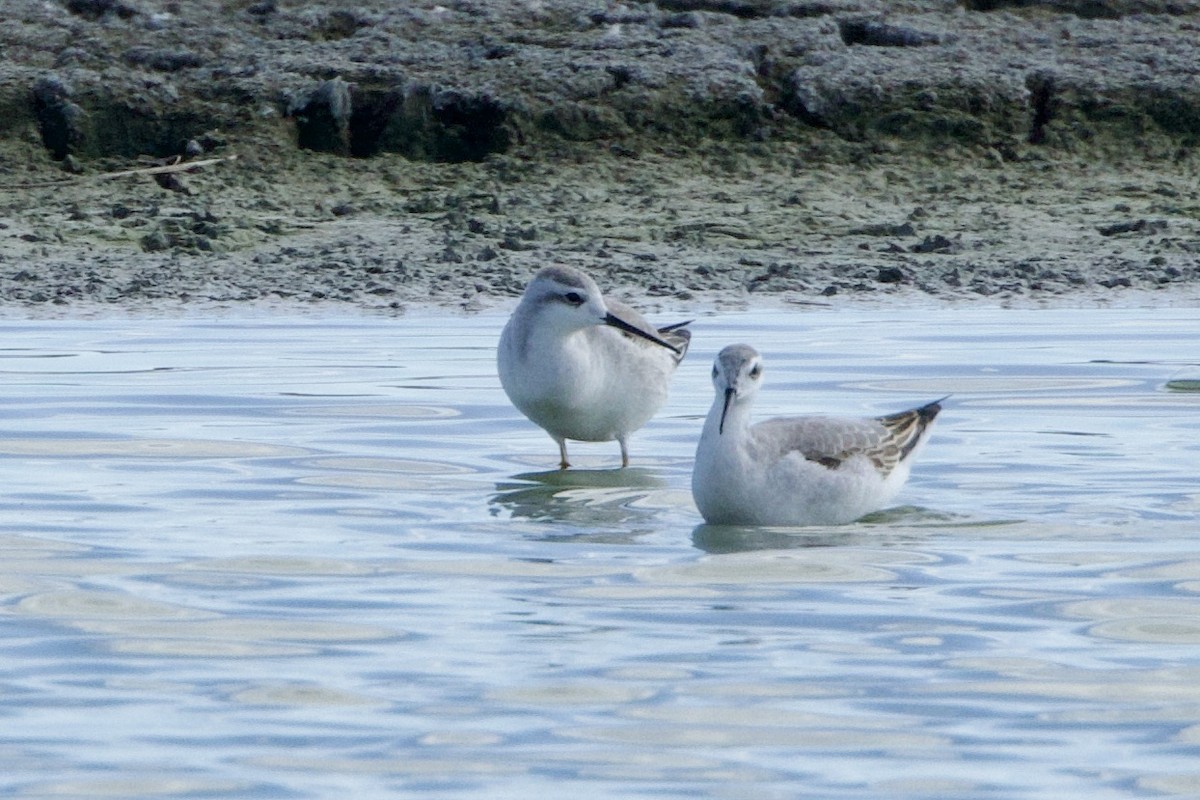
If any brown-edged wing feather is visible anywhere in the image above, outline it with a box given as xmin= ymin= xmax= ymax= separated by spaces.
xmin=871 ymin=397 xmax=945 ymax=473
xmin=753 ymin=397 xmax=945 ymax=477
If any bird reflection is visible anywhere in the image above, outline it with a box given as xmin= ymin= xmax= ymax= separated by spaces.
xmin=691 ymin=506 xmax=947 ymax=554
xmin=690 ymin=523 xmax=863 ymax=554
xmin=490 ymin=468 xmax=668 ymax=527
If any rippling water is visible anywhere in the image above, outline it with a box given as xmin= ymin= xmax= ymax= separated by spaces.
xmin=1 ymin=307 xmax=1198 ymax=798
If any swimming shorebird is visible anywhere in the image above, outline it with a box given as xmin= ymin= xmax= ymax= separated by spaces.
xmin=693 ymin=344 xmax=943 ymax=526
xmin=498 ymin=266 xmax=691 ymax=469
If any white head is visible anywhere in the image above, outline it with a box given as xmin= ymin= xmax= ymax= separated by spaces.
xmin=711 ymin=344 xmax=764 ymax=434
xmin=520 ymin=266 xmax=608 ymax=331
xmin=519 ymin=266 xmax=680 ymax=352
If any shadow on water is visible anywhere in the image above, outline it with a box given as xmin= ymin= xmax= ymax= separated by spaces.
xmin=692 ymin=524 xmax=864 ymax=553
xmin=490 ymin=468 xmax=668 ymax=528
xmin=1165 ymin=365 xmax=1200 ymax=391
xmin=691 ymin=506 xmax=970 ymax=553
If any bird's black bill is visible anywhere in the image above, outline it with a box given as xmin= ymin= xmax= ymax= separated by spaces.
xmin=604 ymin=312 xmax=681 ymax=355
xmin=719 ymin=387 xmax=735 ymax=435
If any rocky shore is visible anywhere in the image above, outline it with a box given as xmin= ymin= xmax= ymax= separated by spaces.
xmin=1 ymin=0 xmax=1198 ymax=313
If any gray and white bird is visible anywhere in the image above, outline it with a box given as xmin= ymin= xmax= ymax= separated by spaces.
xmin=498 ymin=266 xmax=690 ymax=469
xmin=693 ymin=344 xmax=943 ymax=525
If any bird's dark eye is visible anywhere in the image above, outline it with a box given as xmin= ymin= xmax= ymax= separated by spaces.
xmin=749 ymin=364 xmax=762 ymax=379
xmin=563 ymin=291 xmax=584 ymax=306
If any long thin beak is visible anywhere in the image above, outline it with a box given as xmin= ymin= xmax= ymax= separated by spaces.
xmin=604 ymin=312 xmax=681 ymax=355
xmin=719 ymin=387 xmax=735 ymax=435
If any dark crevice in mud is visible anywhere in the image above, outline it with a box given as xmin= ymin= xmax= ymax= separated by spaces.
xmin=837 ymin=19 xmax=942 ymax=47
xmin=655 ymin=0 xmax=839 ymax=19
xmin=32 ymin=78 xmax=203 ymax=160
xmin=348 ymin=88 xmax=403 ymax=158
xmin=315 ymin=9 xmax=370 ymax=40
xmin=32 ymin=78 xmax=83 ymax=160
xmin=291 ymin=80 xmax=511 ymax=162
xmin=63 ymin=0 xmax=139 ymax=21
xmin=1143 ymin=90 xmax=1200 ymax=144
xmin=86 ymin=106 xmax=217 ymax=158
xmin=778 ymin=69 xmax=838 ymax=130
xmin=654 ymin=1 xmax=780 ymax=18
xmin=957 ymin=0 xmax=1195 ymax=18
xmin=1026 ymin=72 xmax=1056 ymax=145
xmin=363 ymin=85 xmax=512 ymax=162
xmin=122 ymin=46 xmax=207 ymax=73
xmin=291 ymin=79 xmax=352 ymax=155
xmin=416 ymin=89 xmax=512 ymax=162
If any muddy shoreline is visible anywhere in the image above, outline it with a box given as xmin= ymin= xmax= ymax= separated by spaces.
xmin=2 ymin=0 xmax=1198 ymax=314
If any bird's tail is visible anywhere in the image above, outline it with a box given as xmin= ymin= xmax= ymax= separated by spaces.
xmin=879 ymin=395 xmax=948 ymax=462
xmin=656 ymin=321 xmax=692 ymax=364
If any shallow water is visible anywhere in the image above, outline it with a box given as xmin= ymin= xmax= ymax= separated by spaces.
xmin=1 ymin=307 xmax=1198 ymax=799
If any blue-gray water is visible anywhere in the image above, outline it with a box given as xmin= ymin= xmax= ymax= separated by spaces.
xmin=1 ymin=307 xmax=1198 ymax=799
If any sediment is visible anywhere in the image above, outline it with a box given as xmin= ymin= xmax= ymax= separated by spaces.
xmin=1 ymin=0 xmax=1198 ymax=312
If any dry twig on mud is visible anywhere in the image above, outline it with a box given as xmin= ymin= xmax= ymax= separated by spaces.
xmin=3 ymin=154 xmax=239 ymax=189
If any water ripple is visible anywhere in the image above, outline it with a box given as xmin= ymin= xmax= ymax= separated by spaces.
xmin=1 ymin=309 xmax=1198 ymax=799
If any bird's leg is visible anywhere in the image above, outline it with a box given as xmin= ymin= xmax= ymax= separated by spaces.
xmin=619 ymin=437 xmax=630 ymax=469
xmin=557 ymin=438 xmax=571 ymax=470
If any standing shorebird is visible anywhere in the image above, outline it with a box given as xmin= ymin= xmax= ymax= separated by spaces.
xmin=693 ymin=344 xmax=943 ymax=526
xmin=498 ymin=266 xmax=691 ymax=469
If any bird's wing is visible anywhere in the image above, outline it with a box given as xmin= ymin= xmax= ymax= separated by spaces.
xmin=656 ymin=321 xmax=691 ymax=363
xmin=606 ymin=298 xmax=691 ymax=364
xmin=756 ymin=398 xmax=944 ymax=477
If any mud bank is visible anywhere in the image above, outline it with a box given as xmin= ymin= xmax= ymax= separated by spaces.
xmin=1 ymin=0 xmax=1198 ymax=312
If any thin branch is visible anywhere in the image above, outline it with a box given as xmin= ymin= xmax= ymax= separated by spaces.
xmin=2 ymin=154 xmax=239 ymax=189
xmin=96 ymin=154 xmax=239 ymax=179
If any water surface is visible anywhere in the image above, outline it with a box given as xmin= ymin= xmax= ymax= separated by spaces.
xmin=1 ymin=307 xmax=1198 ymax=798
